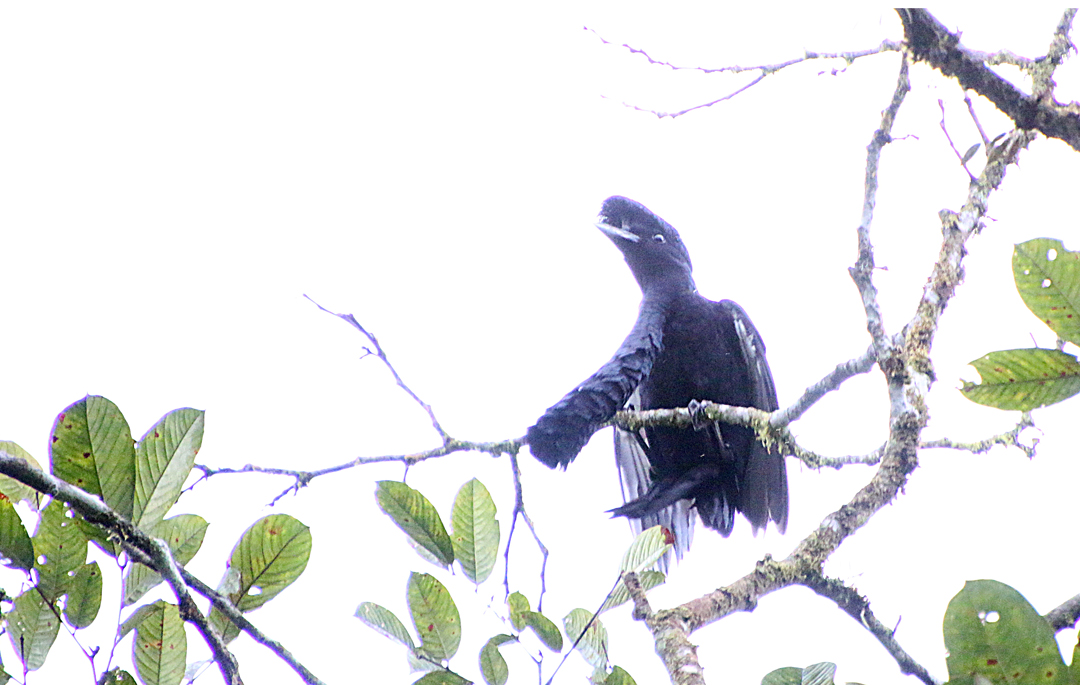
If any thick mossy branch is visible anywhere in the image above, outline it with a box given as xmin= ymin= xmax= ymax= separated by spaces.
xmin=899 ymin=9 xmax=1080 ymax=151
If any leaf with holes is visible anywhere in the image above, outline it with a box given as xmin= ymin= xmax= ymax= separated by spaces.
xmin=452 ymin=478 xmax=499 ymax=584
xmin=33 ymin=500 xmax=88 ymax=601
xmin=1014 ymin=238 xmax=1080 ymax=345
xmin=65 ymin=562 xmax=102 ymax=628
xmin=961 ymin=349 xmax=1080 ymax=410
xmin=564 ymin=608 xmax=608 ymax=670
xmin=124 ymin=515 xmax=208 ymax=606
xmin=377 ymin=481 xmax=454 ymax=567
xmin=408 ymin=572 xmax=461 ymax=661
xmin=944 ymin=580 xmax=1066 ymax=685
xmin=50 ymin=396 xmax=136 ymax=518
xmin=479 ymin=634 xmax=516 ymax=685
xmin=605 ymin=666 xmax=637 ymax=685
xmin=133 ymin=601 xmax=186 ymax=685
xmin=355 ymin=602 xmax=416 ymax=651
xmin=7 ymin=590 xmax=61 ymax=671
xmin=228 ymin=514 xmax=311 ymax=612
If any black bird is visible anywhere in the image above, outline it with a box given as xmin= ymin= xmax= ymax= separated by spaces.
xmin=526 ymin=196 xmax=787 ymax=559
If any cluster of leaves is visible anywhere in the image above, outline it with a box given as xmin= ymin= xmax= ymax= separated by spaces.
xmin=356 ymin=478 xmax=670 ymax=685
xmin=0 ymin=396 xmax=312 ymax=685
xmin=962 ymin=238 xmax=1080 ymax=410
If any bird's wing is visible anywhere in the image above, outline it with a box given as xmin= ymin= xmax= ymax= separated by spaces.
xmin=527 ymin=301 xmax=666 ymax=468
xmin=614 ymin=388 xmax=694 ymax=568
xmin=719 ymin=299 xmax=788 ymax=534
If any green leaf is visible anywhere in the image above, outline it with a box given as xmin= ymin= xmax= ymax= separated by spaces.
xmin=0 ymin=496 xmax=34 ymax=571
xmin=961 ymin=349 xmax=1080 ymax=410
xmin=133 ymin=408 xmax=204 ymax=532
xmin=802 ymin=662 xmax=836 ymax=685
xmin=479 ymin=634 xmax=515 ymax=685
xmin=120 ymin=604 xmax=160 ymax=639
xmin=50 ymin=396 xmax=136 ymax=518
xmin=1014 ymin=238 xmax=1080 ymax=345
xmin=355 ymin=602 xmax=416 ymax=650
xmin=0 ymin=442 xmax=45 ymax=507
xmin=600 ymin=571 xmax=665 ymax=614
xmin=64 ymin=562 xmax=102 ymax=628
xmin=377 ymin=481 xmax=454 ymax=567
xmin=523 ymin=611 xmax=562 ymax=652
xmin=124 ymin=514 xmax=208 ymax=606
xmin=620 ymin=525 xmax=673 ymax=573
xmin=33 ymin=500 xmax=88 ymax=601
xmin=7 ymin=590 xmax=61 ymax=670
xmin=133 ymin=601 xmax=186 ymax=685
xmin=451 ymin=479 xmax=499 ymax=584
xmin=761 ymin=667 xmax=803 ymax=685
xmin=605 ymin=666 xmax=637 ymax=685
xmin=507 ymin=592 xmax=530 ymax=631
xmin=944 ymin=579 xmax=1066 ymax=685
xmin=564 ymin=608 xmax=608 ymax=670
xmin=408 ymin=572 xmax=461 ymax=661
xmin=101 ymin=669 xmax=137 ymax=684
xmin=228 ymin=514 xmax=311 ymax=613
xmin=412 ymin=671 xmax=471 ymax=685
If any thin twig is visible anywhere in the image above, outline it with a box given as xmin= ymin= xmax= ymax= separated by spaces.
xmin=503 ymin=451 xmax=549 ymax=611
xmin=305 ymin=295 xmax=449 ymax=442
xmin=938 ymin=99 xmax=979 ymax=182
xmin=771 ymin=344 xmax=879 ymax=428
xmin=920 ymin=412 xmax=1037 ymax=457
xmin=586 ymin=25 xmax=901 ymax=119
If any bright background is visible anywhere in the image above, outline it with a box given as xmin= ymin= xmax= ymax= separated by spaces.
xmin=1 ymin=5 xmax=1078 ymax=685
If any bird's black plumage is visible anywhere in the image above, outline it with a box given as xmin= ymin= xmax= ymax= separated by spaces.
xmin=526 ymin=196 xmax=787 ymax=558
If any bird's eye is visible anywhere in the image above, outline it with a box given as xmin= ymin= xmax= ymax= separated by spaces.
xmin=652 ymin=234 xmax=666 ymax=243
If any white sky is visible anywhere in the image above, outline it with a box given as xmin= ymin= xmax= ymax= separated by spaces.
xmin=1 ymin=5 xmax=1079 ymax=685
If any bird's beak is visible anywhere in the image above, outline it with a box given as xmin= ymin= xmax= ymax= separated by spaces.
xmin=595 ymin=219 xmax=640 ymax=243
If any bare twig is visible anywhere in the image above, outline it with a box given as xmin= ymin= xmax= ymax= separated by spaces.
xmin=305 ymin=295 xmax=449 ymax=442
xmin=771 ymin=344 xmax=879 ymax=428
xmin=921 ymin=412 xmax=1037 ymax=457
xmin=849 ymin=56 xmax=909 ymax=363
xmin=196 ymin=436 xmax=522 ymax=505
xmin=586 ymin=25 xmax=901 ymax=119
xmin=938 ymin=98 xmax=979 ymax=182
xmin=503 ymin=451 xmax=549 ymax=611
xmin=963 ymin=93 xmax=993 ymax=149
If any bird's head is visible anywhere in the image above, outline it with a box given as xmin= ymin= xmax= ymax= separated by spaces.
xmin=596 ymin=196 xmax=695 ymax=295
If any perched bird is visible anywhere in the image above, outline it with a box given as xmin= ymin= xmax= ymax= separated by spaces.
xmin=526 ymin=196 xmax=787 ymax=560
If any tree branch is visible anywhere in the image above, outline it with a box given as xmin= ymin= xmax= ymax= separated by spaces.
xmin=0 ymin=454 xmax=325 ymax=685
xmin=899 ymin=9 xmax=1080 ymax=151
xmin=1045 ymin=591 xmax=1080 ymax=631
